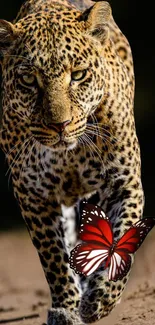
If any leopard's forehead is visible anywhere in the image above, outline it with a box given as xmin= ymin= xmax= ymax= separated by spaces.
xmin=13 ymin=8 xmax=96 ymax=73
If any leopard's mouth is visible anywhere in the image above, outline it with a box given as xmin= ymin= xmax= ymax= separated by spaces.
xmin=30 ymin=122 xmax=81 ymax=151
xmin=32 ymin=132 xmax=78 ymax=151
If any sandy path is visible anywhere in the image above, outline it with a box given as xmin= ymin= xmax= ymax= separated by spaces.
xmin=0 ymin=228 xmax=155 ymax=325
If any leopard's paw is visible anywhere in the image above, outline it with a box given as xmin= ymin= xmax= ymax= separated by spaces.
xmin=47 ymin=308 xmax=85 ymax=325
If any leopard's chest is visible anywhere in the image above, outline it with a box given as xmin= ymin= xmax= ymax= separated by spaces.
xmin=12 ymin=150 xmax=106 ymax=206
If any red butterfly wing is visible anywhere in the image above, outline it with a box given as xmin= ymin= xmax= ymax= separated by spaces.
xmin=109 ymin=217 xmax=155 ymax=281
xmin=69 ymin=243 xmax=109 ymax=276
xmin=69 ymin=203 xmax=114 ymax=276
xmin=80 ymin=202 xmax=113 ymax=247
xmin=116 ymin=217 xmax=155 ymax=254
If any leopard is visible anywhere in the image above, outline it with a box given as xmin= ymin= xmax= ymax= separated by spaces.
xmin=0 ymin=0 xmax=144 ymax=324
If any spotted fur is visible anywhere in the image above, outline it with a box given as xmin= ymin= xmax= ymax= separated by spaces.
xmin=0 ymin=0 xmax=144 ymax=324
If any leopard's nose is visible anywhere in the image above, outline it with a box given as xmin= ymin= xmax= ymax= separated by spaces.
xmin=46 ymin=120 xmax=71 ymax=133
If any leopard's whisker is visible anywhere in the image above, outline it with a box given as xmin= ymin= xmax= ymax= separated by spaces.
xmin=82 ymin=134 xmax=96 ymax=160
xmin=7 ymin=136 xmax=33 ymax=187
xmin=87 ymin=123 xmax=115 ymax=137
xmin=19 ymin=137 xmax=36 ymax=180
xmin=89 ymin=113 xmax=100 ymax=136
xmin=86 ymin=128 xmax=114 ymax=147
xmin=78 ymin=136 xmax=86 ymax=155
xmin=84 ymin=132 xmax=102 ymax=154
xmin=86 ymin=124 xmax=118 ymax=144
xmin=6 ymin=141 xmax=22 ymax=157
xmin=82 ymin=133 xmax=105 ymax=172
xmin=6 ymin=136 xmax=33 ymax=177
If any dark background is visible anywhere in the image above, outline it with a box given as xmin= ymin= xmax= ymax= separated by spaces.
xmin=0 ymin=1 xmax=154 ymax=229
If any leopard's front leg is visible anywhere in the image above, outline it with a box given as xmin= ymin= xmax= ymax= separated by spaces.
xmin=79 ymin=183 xmax=144 ymax=323
xmin=17 ymin=193 xmax=83 ymax=324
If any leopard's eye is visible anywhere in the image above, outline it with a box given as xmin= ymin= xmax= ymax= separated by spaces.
xmin=71 ymin=69 xmax=87 ymax=82
xmin=19 ymin=74 xmax=36 ymax=86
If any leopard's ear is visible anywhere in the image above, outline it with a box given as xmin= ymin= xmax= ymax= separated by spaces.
xmin=0 ymin=20 xmax=20 ymax=60
xmin=80 ymin=1 xmax=111 ymax=44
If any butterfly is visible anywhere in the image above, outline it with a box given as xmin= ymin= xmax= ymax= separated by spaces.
xmin=69 ymin=202 xmax=155 ymax=282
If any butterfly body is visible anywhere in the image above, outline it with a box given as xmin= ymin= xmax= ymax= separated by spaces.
xmin=105 ymin=243 xmax=117 ymax=266
xmin=69 ymin=203 xmax=155 ymax=281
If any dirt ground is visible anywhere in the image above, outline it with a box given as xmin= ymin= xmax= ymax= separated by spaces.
xmin=0 ymin=228 xmax=155 ymax=325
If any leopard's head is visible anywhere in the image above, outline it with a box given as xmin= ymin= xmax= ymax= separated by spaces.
xmin=0 ymin=1 xmax=111 ymax=152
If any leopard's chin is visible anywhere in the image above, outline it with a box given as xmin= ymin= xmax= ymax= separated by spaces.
xmin=41 ymin=138 xmax=78 ymax=152
xmin=53 ymin=139 xmax=78 ymax=151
